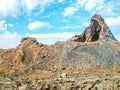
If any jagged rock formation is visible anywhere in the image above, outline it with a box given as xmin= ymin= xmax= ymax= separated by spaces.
xmin=70 ymin=14 xmax=116 ymax=42
xmin=0 ymin=14 xmax=120 ymax=90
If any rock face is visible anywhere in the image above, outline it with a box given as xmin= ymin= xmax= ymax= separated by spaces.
xmin=0 ymin=14 xmax=120 ymax=90
xmin=0 ymin=37 xmax=54 ymax=76
xmin=70 ymin=14 xmax=116 ymax=42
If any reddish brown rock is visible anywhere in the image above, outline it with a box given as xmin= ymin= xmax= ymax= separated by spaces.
xmin=71 ymin=14 xmax=116 ymax=42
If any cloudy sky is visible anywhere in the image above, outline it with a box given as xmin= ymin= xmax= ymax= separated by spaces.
xmin=0 ymin=0 xmax=120 ymax=48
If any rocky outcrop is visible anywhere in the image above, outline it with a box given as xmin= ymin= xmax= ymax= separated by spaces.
xmin=0 ymin=14 xmax=120 ymax=90
xmin=0 ymin=15 xmax=120 ymax=76
xmin=0 ymin=37 xmax=55 ymax=76
xmin=70 ymin=14 xmax=117 ymax=42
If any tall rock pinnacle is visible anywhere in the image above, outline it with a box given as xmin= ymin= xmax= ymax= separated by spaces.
xmin=71 ymin=14 xmax=117 ymax=42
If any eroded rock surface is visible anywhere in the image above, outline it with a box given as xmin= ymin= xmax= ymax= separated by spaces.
xmin=70 ymin=14 xmax=116 ymax=42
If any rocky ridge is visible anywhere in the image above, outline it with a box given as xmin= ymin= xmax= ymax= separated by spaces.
xmin=0 ymin=14 xmax=120 ymax=90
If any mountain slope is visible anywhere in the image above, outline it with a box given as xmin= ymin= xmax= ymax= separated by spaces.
xmin=0 ymin=14 xmax=120 ymax=76
xmin=0 ymin=14 xmax=120 ymax=90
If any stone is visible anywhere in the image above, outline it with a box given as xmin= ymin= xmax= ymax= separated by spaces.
xmin=70 ymin=14 xmax=117 ymax=42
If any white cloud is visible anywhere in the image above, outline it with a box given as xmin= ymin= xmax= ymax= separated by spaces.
xmin=95 ymin=1 xmax=117 ymax=16
xmin=28 ymin=21 xmax=51 ymax=30
xmin=85 ymin=0 xmax=100 ymax=11
xmin=82 ymin=22 xmax=89 ymax=27
xmin=0 ymin=20 xmax=14 ymax=32
xmin=58 ymin=0 xmax=64 ymax=3
xmin=0 ymin=20 xmax=6 ymax=31
xmin=21 ymin=0 xmax=54 ymax=14
xmin=25 ymin=32 xmax=76 ymax=44
xmin=0 ymin=0 xmax=55 ymax=17
xmin=0 ymin=32 xmax=79 ymax=48
xmin=75 ymin=0 xmax=120 ymax=17
xmin=0 ymin=0 xmax=20 ymax=17
xmin=76 ymin=0 xmax=87 ymax=7
xmin=39 ymin=0 xmax=54 ymax=6
xmin=76 ymin=0 xmax=104 ymax=11
xmin=62 ymin=7 xmax=78 ymax=17
xmin=76 ymin=0 xmax=104 ymax=8
xmin=26 ymin=32 xmax=75 ymax=39
xmin=61 ymin=25 xmax=81 ymax=30
xmin=85 ymin=1 xmax=94 ymax=10
xmin=21 ymin=0 xmax=40 ymax=14
xmin=0 ymin=31 xmax=21 ymax=49
xmin=105 ymin=16 xmax=120 ymax=26
xmin=7 ymin=24 xmax=14 ymax=27
xmin=2 ymin=31 xmax=21 ymax=39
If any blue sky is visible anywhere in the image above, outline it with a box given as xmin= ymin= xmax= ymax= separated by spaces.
xmin=0 ymin=0 xmax=120 ymax=48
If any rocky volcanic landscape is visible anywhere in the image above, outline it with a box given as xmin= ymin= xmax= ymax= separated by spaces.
xmin=0 ymin=14 xmax=120 ymax=90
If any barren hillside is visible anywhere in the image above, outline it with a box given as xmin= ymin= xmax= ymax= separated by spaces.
xmin=0 ymin=14 xmax=120 ymax=90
